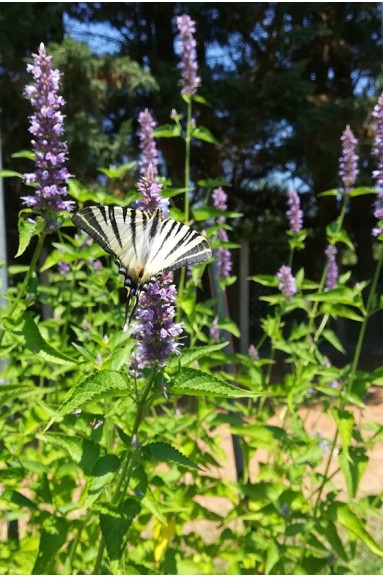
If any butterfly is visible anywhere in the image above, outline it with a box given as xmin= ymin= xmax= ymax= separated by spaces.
xmin=72 ymin=204 xmax=212 ymax=329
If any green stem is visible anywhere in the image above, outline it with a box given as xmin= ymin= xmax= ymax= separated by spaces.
xmin=0 ymin=231 xmax=46 ymax=345
xmin=176 ymin=99 xmax=193 ymax=320
xmin=93 ymin=368 xmax=158 ymax=573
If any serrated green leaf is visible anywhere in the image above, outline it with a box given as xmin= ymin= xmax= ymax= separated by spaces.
xmin=22 ymin=312 xmax=76 ymax=365
xmin=32 ymin=516 xmax=69 ymax=574
xmin=169 ymin=367 xmax=259 ymax=398
xmin=39 ymin=433 xmax=100 ymax=475
xmin=143 ymin=442 xmax=199 ymax=470
xmin=0 ymin=169 xmax=23 ymax=178
xmin=52 ymin=370 xmax=130 ymax=420
xmin=191 ymin=125 xmax=219 ymax=144
xmin=84 ymin=455 xmax=121 ymax=508
xmin=328 ymin=502 xmax=383 ymax=556
xmin=16 ymin=216 xmax=45 ymax=257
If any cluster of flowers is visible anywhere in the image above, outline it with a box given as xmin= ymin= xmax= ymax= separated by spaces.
xmin=22 ymin=43 xmax=74 ymax=215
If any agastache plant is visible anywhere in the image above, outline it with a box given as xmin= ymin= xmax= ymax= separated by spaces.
xmin=372 ymin=93 xmax=383 ymax=236
xmin=131 ymin=117 xmax=182 ymax=369
xmin=212 ymin=187 xmax=232 ymax=277
xmin=176 ymin=15 xmax=201 ymax=96
xmin=339 ymin=125 xmax=359 ymax=194
xmin=325 ymin=245 xmax=338 ymax=289
xmin=22 ymin=43 xmax=73 ymax=217
xmin=286 ymin=189 xmax=303 ymax=233
xmin=138 ymin=109 xmax=159 ymax=177
xmin=276 ymin=265 xmax=297 ymax=299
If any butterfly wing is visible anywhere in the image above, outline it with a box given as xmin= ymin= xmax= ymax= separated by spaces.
xmin=72 ymin=205 xmax=148 ymax=271
xmin=144 ymin=217 xmax=212 ymax=278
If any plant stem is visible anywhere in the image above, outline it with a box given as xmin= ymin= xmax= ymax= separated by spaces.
xmin=93 ymin=368 xmax=158 ymax=573
xmin=0 ymin=231 xmax=46 ymax=345
xmin=176 ymin=99 xmax=193 ymax=319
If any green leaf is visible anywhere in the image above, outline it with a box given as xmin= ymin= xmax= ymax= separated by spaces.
xmin=32 ymin=515 xmax=69 ymax=574
xmin=21 ymin=312 xmax=76 ymax=365
xmin=318 ymin=188 xmax=340 ymax=197
xmin=52 ymin=370 xmax=131 ymax=420
xmin=84 ymin=455 xmax=121 ymax=508
xmin=219 ymin=318 xmax=240 ymax=338
xmin=100 ymin=499 xmax=140 ymax=571
xmin=141 ymin=493 xmax=166 ymax=525
xmin=338 ymin=446 xmax=368 ymax=499
xmin=11 ymin=149 xmax=35 ymax=160
xmin=39 ymin=433 xmax=100 ymax=475
xmin=265 ymin=540 xmax=280 ymax=575
xmin=167 ymin=342 xmax=228 ymax=369
xmin=98 ymin=161 xmax=136 ymax=179
xmin=349 ymin=186 xmax=377 ymax=197
xmin=191 ymin=125 xmax=219 ymax=144
xmin=143 ymin=442 xmax=199 ymax=470
xmin=316 ymin=520 xmax=348 ymax=561
xmin=0 ymin=169 xmax=23 ymax=178
xmin=320 ymin=303 xmax=363 ymax=322
xmin=169 ymin=367 xmax=259 ymax=398
xmin=16 ymin=216 xmax=45 ymax=257
xmin=153 ymin=123 xmax=182 ymax=138
xmin=326 ymin=222 xmax=354 ymax=249
xmin=332 ymin=408 xmax=354 ymax=453
xmin=192 ymin=206 xmax=242 ymax=221
xmin=322 ymin=329 xmax=346 ymax=354
xmin=328 ymin=502 xmax=383 ymax=556
xmin=249 ymin=275 xmax=279 ymax=287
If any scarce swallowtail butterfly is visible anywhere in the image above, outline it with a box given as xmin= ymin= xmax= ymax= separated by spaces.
xmin=72 ymin=205 xmax=212 ymax=329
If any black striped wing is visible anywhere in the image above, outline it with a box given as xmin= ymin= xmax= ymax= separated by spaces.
xmin=72 ymin=205 xmax=211 ymax=281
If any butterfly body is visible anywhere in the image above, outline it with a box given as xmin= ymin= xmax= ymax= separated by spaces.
xmin=72 ymin=205 xmax=212 ymax=327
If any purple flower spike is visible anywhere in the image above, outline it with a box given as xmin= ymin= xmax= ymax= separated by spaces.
xmin=211 ymin=187 xmax=232 ymax=277
xmin=176 ymin=15 xmax=201 ymax=96
xmin=339 ymin=125 xmax=359 ymax=193
xmin=131 ymin=271 xmax=183 ymax=368
xmin=21 ymin=43 xmax=74 ymax=215
xmin=325 ymin=245 xmax=338 ymax=290
xmin=286 ymin=189 xmax=303 ymax=233
xmin=277 ymin=265 xmax=297 ymax=299
xmin=372 ymin=93 xmax=383 ymax=234
xmin=138 ymin=109 xmax=158 ymax=177
xmin=137 ymin=164 xmax=169 ymax=217
xmin=131 ymin=163 xmax=181 ymax=369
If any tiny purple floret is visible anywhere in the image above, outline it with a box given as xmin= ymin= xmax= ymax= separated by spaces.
xmin=176 ymin=15 xmax=201 ymax=96
xmin=339 ymin=125 xmax=359 ymax=193
xmin=277 ymin=265 xmax=297 ymax=299
xmin=286 ymin=189 xmax=303 ymax=233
